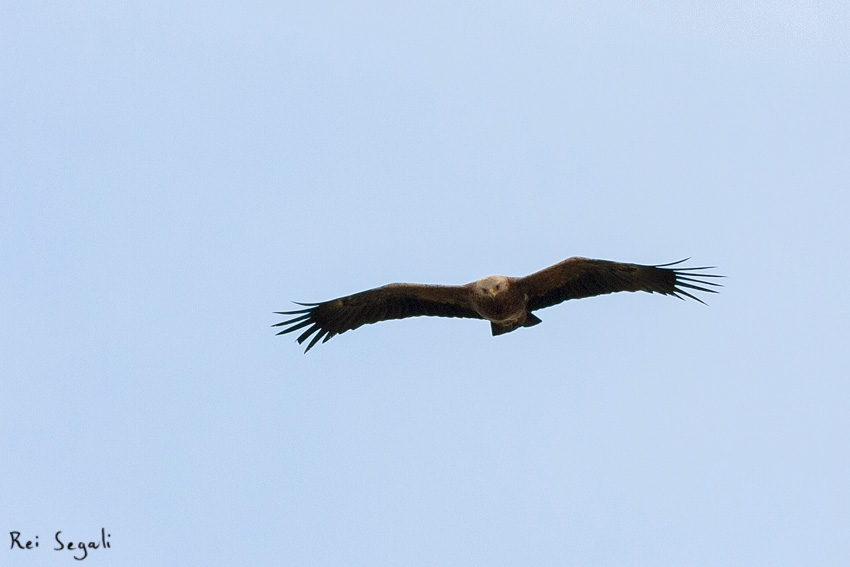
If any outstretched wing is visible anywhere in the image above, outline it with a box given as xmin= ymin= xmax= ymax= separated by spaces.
xmin=518 ymin=257 xmax=723 ymax=312
xmin=273 ymin=283 xmax=483 ymax=352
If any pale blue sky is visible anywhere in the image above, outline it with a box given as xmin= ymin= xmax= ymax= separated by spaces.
xmin=3 ymin=2 xmax=849 ymax=565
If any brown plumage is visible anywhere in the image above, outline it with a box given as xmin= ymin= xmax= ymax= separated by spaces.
xmin=274 ymin=257 xmax=723 ymax=352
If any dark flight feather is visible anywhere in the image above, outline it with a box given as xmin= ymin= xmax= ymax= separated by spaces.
xmin=273 ymin=283 xmax=483 ymax=352
xmin=519 ymin=258 xmax=722 ymax=311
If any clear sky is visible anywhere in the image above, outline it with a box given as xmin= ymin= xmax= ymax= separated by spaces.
xmin=3 ymin=2 xmax=849 ymax=565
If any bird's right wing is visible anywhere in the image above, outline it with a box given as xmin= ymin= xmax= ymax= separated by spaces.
xmin=274 ymin=283 xmax=483 ymax=352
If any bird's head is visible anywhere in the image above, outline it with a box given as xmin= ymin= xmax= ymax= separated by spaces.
xmin=476 ymin=275 xmax=509 ymax=299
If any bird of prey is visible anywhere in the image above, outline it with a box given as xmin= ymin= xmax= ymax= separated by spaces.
xmin=274 ymin=257 xmax=722 ymax=352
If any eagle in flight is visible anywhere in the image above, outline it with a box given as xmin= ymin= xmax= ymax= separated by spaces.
xmin=274 ymin=257 xmax=722 ymax=352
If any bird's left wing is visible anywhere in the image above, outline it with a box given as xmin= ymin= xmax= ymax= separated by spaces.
xmin=518 ymin=257 xmax=723 ymax=312
xmin=274 ymin=283 xmax=483 ymax=352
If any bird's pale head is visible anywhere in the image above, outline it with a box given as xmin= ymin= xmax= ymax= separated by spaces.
xmin=476 ymin=275 xmax=510 ymax=299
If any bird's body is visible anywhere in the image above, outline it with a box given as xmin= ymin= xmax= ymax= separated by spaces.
xmin=274 ymin=257 xmax=722 ymax=352
xmin=470 ymin=276 xmax=524 ymax=321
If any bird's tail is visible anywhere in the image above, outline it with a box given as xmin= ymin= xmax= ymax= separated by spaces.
xmin=490 ymin=313 xmax=542 ymax=336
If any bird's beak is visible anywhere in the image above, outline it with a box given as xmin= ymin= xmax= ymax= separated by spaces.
xmin=488 ymin=288 xmax=497 ymax=298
